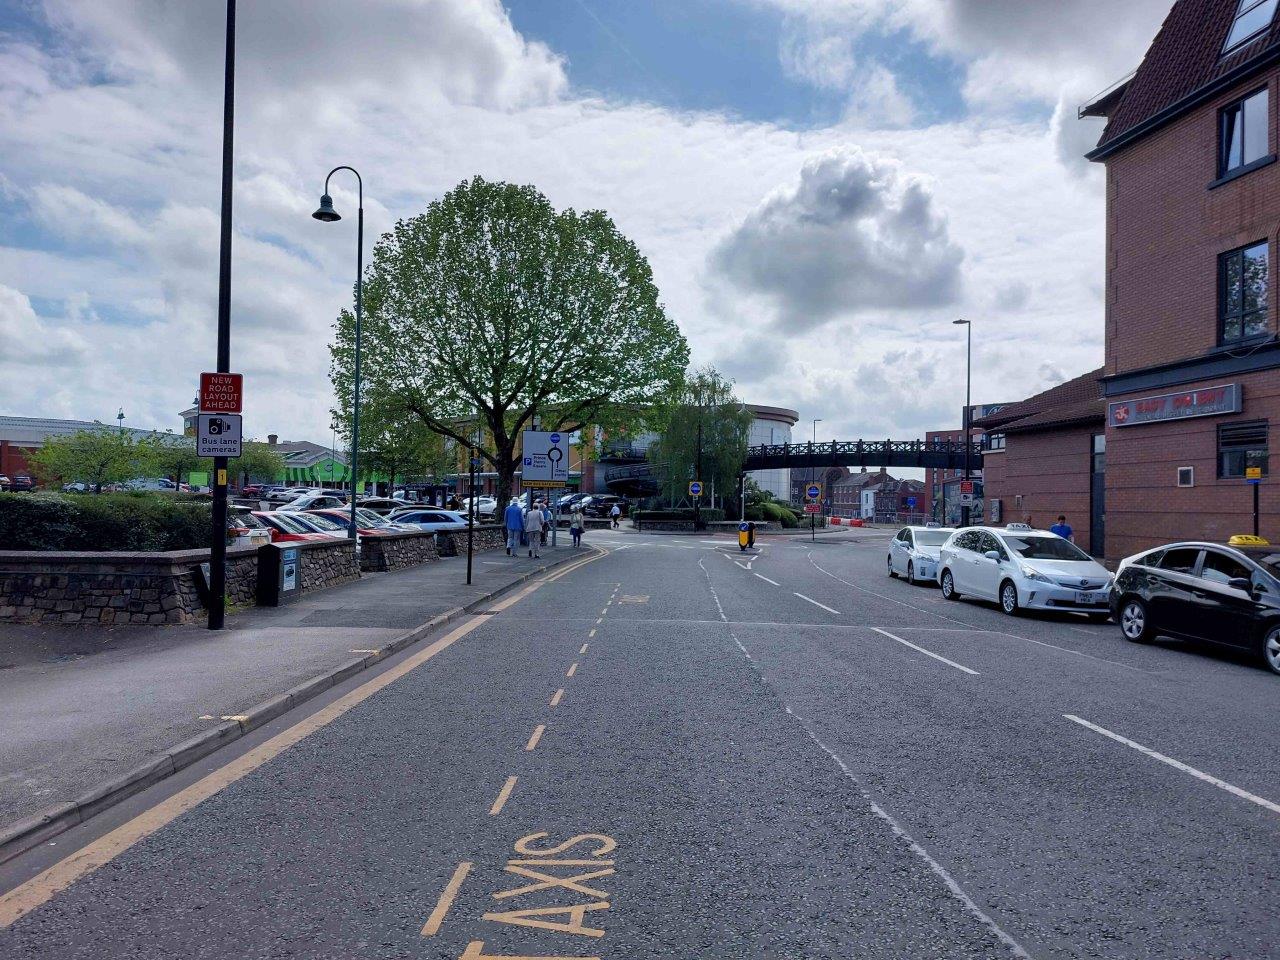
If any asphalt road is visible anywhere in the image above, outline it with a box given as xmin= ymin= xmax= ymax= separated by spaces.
xmin=2 ymin=528 xmax=1278 ymax=959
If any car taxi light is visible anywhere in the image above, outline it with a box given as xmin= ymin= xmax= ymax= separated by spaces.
xmin=1228 ymin=534 xmax=1271 ymax=546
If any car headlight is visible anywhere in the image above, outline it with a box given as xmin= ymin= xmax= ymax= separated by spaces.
xmin=1020 ymin=566 xmax=1054 ymax=584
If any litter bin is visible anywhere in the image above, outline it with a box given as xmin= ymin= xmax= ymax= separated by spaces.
xmin=258 ymin=543 xmax=302 ymax=606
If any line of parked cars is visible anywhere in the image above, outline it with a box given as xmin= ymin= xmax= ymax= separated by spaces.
xmin=885 ymin=522 xmax=1280 ymax=676
xmin=0 ymin=474 xmax=34 ymax=492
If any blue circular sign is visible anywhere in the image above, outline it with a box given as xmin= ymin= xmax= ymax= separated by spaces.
xmin=550 ymin=432 xmax=561 ymax=443
xmin=690 ymin=481 xmax=702 ymax=495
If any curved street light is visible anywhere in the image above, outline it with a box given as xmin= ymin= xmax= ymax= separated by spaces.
xmin=313 ymin=167 xmax=363 ymax=541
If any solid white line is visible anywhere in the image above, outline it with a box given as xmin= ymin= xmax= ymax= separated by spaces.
xmin=871 ymin=627 xmax=980 ymax=676
xmin=1064 ymin=715 xmax=1280 ymax=816
xmin=754 ymin=573 xmax=780 ymax=586
xmin=794 ymin=592 xmax=840 ymax=615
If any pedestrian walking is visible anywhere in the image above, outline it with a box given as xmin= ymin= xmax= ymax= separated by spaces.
xmin=1050 ymin=514 xmax=1074 ymax=542
xmin=610 ymin=502 xmax=621 ymax=529
xmin=570 ymin=505 xmax=585 ymax=548
xmin=503 ymin=497 xmax=524 ymax=556
xmin=541 ymin=501 xmax=552 ymax=546
xmin=524 ymin=501 xmax=545 ymax=558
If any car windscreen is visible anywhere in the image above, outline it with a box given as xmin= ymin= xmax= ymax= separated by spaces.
xmin=305 ymin=514 xmax=346 ymax=531
xmin=1248 ymin=552 xmax=1280 ymax=580
xmin=229 ymin=511 xmax=267 ymax=529
xmin=913 ymin=530 xmax=950 ymax=546
xmin=262 ymin=512 xmax=309 ymax=533
xmin=355 ymin=509 xmax=389 ymax=526
xmin=1002 ymin=535 xmax=1092 ymax=561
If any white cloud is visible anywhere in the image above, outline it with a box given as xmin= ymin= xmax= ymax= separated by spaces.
xmin=709 ymin=149 xmax=964 ymax=331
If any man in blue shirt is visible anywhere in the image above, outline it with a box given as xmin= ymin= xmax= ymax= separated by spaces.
xmin=1050 ymin=514 xmax=1074 ymax=542
xmin=503 ymin=497 xmax=525 ymax=556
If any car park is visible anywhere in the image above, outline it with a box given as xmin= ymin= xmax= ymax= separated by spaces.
xmin=937 ymin=523 xmax=1113 ymax=620
xmin=265 ymin=486 xmax=306 ymax=503
xmin=388 ymin=508 xmax=469 ymax=532
xmin=887 ymin=525 xmax=951 ymax=584
xmin=1110 ymin=539 xmax=1280 ymax=676
xmin=279 ymin=491 xmax=347 ymax=512
xmin=227 ymin=507 xmax=273 ymax=547
xmin=358 ymin=497 xmax=408 ymax=515
xmin=306 ymin=508 xmax=406 ymax=537
xmin=459 ymin=496 xmax=497 ymax=519
xmin=251 ymin=510 xmax=335 ymax=543
xmin=286 ymin=512 xmax=348 ymax=538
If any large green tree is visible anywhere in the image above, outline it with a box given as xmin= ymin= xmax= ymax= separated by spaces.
xmin=330 ymin=176 xmax=689 ymax=506
xmin=647 ymin=366 xmax=754 ymax=507
xmin=30 ymin=429 xmax=148 ymax=492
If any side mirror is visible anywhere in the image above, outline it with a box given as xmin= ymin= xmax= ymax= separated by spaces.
xmin=984 ymin=550 xmax=1001 ymax=561
xmin=1227 ymin=577 xmax=1253 ymax=594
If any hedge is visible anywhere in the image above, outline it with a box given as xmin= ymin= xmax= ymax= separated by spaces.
xmin=746 ymin=502 xmax=799 ymax=528
xmin=0 ymin=492 xmax=213 ymax=552
xmin=632 ymin=508 xmax=726 ymax=523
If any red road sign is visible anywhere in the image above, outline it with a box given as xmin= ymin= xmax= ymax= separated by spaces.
xmin=200 ymin=372 xmax=243 ymax=413
xmin=803 ymin=503 xmax=822 ymax=514
xmin=960 ymin=480 xmax=975 ymax=495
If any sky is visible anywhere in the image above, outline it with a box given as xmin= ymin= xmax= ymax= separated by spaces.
xmin=0 ymin=0 xmax=1174 ymax=446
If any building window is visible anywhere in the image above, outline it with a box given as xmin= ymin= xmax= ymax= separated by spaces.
xmin=1219 ymin=241 xmax=1269 ymax=343
xmin=1218 ymin=420 xmax=1269 ymax=478
xmin=1224 ymin=0 xmax=1279 ymax=53
xmin=984 ymin=433 xmax=1006 ymax=452
xmin=1219 ymin=88 xmax=1269 ymax=176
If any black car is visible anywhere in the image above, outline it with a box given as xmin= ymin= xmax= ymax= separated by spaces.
xmin=1110 ymin=541 xmax=1280 ymax=675
xmin=581 ymin=495 xmax=626 ymax=518
xmin=10 ymin=475 xmax=34 ymax=492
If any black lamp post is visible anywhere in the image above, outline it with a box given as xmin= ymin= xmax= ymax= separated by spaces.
xmin=313 ymin=167 xmax=363 ymax=541
xmin=954 ymin=318 xmax=972 ymax=526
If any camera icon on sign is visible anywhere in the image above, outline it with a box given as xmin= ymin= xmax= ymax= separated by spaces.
xmin=207 ymin=418 xmax=226 ymax=435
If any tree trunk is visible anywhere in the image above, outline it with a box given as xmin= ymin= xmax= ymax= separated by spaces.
xmin=494 ymin=448 xmax=517 ymax=512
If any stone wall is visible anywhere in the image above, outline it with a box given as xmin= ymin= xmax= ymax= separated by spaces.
xmin=435 ymin=524 xmax=506 ymax=557
xmin=0 ymin=546 xmax=259 ymax=625
xmin=360 ymin=531 xmax=439 ymax=572
xmin=296 ymin=539 xmax=361 ymax=590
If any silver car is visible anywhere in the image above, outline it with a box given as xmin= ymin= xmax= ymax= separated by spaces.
xmin=887 ymin=525 xmax=952 ymax=585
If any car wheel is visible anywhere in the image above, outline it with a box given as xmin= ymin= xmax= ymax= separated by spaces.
xmin=887 ymin=556 xmax=897 ymax=579
xmin=1000 ymin=580 xmax=1020 ymax=616
xmin=1119 ymin=597 xmax=1154 ymax=643
xmin=906 ymin=561 xmax=915 ymax=584
xmin=941 ymin=569 xmax=960 ymax=600
xmin=1260 ymin=623 xmax=1280 ymax=676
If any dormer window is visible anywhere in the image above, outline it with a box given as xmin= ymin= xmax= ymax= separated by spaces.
xmin=1224 ymin=0 xmax=1279 ymax=54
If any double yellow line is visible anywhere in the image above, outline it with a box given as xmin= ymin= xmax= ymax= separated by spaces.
xmin=0 ymin=546 xmax=608 ymax=929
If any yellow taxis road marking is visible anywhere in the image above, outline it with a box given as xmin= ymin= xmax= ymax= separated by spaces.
xmin=0 ymin=614 xmax=488 ymax=929
xmin=566 ymin=662 xmax=578 ymax=678
xmin=422 ymin=860 xmax=473 ymax=935
xmin=525 ymin=725 xmax=546 ymax=751
xmin=461 ymin=942 xmax=598 ymax=959
xmin=550 ymin=689 xmax=565 ymax=707
xmin=489 ymin=777 xmax=519 ymax=817
xmin=579 ymin=643 xmax=589 ymax=655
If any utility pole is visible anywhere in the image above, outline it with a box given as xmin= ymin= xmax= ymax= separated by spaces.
xmin=208 ymin=0 xmax=235 ymax=631
xmin=954 ymin=319 xmax=972 ymax=527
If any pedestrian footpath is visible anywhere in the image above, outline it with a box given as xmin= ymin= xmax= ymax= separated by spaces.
xmin=0 ymin=541 xmax=584 ymax=856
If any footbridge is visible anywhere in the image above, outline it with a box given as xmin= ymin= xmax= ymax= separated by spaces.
xmin=743 ymin=439 xmax=982 ymax=472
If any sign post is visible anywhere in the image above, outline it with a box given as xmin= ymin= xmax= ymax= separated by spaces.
xmin=1247 ymin=465 xmax=1263 ymax=537
xmin=806 ymin=483 xmax=822 ymax=542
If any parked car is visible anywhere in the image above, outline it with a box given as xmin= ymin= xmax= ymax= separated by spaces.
xmin=556 ymin=493 xmax=590 ymax=511
xmin=287 ymin=512 xmax=348 ymax=538
xmin=252 ymin=510 xmax=335 ymax=543
xmin=459 ymin=496 xmax=498 ymax=518
xmin=0 ymin=474 xmax=11 ymax=491
xmin=937 ymin=523 xmax=1113 ymax=620
xmin=120 ymin=477 xmax=177 ymax=492
xmin=1110 ymin=539 xmax=1280 ymax=675
xmin=265 ymin=486 xmax=307 ymax=503
xmin=10 ymin=475 xmax=35 ymax=492
xmin=358 ymin=497 xmax=409 ymax=516
xmin=887 ymin=525 xmax=952 ymax=585
xmin=279 ymin=491 xmax=347 ymax=512
xmin=349 ymin=507 xmax=419 ymax=532
xmin=227 ymin=507 xmax=273 ymax=547
xmin=61 ymin=481 xmax=91 ymax=493
xmin=240 ymin=484 xmax=267 ymax=497
xmin=580 ymin=494 xmax=626 ymax=518
xmin=388 ymin=508 xmax=469 ymax=532
xmin=306 ymin=508 xmax=398 ymax=537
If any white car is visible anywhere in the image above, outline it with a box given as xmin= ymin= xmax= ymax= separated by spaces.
xmin=388 ymin=508 xmax=470 ymax=532
xmin=279 ymin=491 xmax=347 ymax=512
xmin=887 ymin=525 xmax=952 ymax=584
xmin=265 ymin=486 xmax=307 ymax=503
xmin=937 ymin=523 xmax=1113 ymax=620
xmin=459 ymin=496 xmax=498 ymax=518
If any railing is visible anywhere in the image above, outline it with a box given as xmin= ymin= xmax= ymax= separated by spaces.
xmin=743 ymin=439 xmax=982 ymax=471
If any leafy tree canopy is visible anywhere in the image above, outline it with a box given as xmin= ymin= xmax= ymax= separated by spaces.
xmin=331 ymin=176 xmax=689 ymax=505
xmin=647 ymin=366 xmax=754 ymax=504
xmin=30 ymin=430 xmax=149 ymax=492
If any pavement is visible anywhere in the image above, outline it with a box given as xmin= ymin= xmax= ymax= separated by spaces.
xmin=0 ymin=537 xmax=581 ymax=831
xmin=2 ymin=526 xmax=1278 ymax=958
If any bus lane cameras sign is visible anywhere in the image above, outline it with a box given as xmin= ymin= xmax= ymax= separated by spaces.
xmin=196 ymin=413 xmax=242 ymax=457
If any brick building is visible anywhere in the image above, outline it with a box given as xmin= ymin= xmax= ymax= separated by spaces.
xmin=1080 ymin=0 xmax=1280 ymax=559
xmin=972 ymin=370 xmax=1107 ymax=557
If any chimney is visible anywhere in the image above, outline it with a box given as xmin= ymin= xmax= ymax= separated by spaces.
xmin=268 ymin=434 xmax=278 ymax=445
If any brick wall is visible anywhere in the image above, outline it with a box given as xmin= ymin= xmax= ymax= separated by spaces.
xmin=979 ymin=425 xmax=1097 ymax=554
xmin=295 ymin=539 xmax=361 ymax=590
xmin=360 ymin=531 xmax=439 ymax=572
xmin=1106 ymin=68 xmax=1280 ymax=377
xmin=435 ymin=524 xmax=506 ymax=557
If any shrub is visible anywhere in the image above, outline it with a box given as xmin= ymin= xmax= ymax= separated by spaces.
xmin=759 ymin=501 xmax=799 ymax=528
xmin=633 ymin=508 xmax=725 ymax=523
xmin=0 ymin=492 xmax=214 ymax=551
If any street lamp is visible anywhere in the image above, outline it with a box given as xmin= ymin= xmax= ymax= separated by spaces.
xmin=312 ymin=167 xmax=364 ymax=542
xmin=953 ymin=318 xmax=972 ymax=526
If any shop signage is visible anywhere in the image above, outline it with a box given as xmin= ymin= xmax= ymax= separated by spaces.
xmin=1108 ymin=384 xmax=1241 ymax=428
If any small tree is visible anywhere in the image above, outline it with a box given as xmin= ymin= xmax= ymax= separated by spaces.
xmin=140 ymin=434 xmax=205 ymax=485
xmin=30 ymin=429 xmax=148 ymax=492
xmin=330 ymin=176 xmax=689 ymax=506
xmin=647 ymin=366 xmax=754 ymax=506
xmin=230 ymin=443 xmax=287 ymax=488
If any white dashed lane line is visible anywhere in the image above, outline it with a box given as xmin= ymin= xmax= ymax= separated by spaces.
xmin=794 ymin=593 xmax=840 ymax=615
xmin=871 ymin=627 xmax=980 ymax=676
xmin=754 ymin=573 xmax=780 ymax=586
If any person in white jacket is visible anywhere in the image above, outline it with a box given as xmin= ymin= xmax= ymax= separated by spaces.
xmin=523 ymin=501 xmax=545 ymax=558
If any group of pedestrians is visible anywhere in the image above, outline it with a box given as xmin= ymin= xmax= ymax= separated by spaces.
xmin=502 ymin=496 xmax=591 ymax=558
